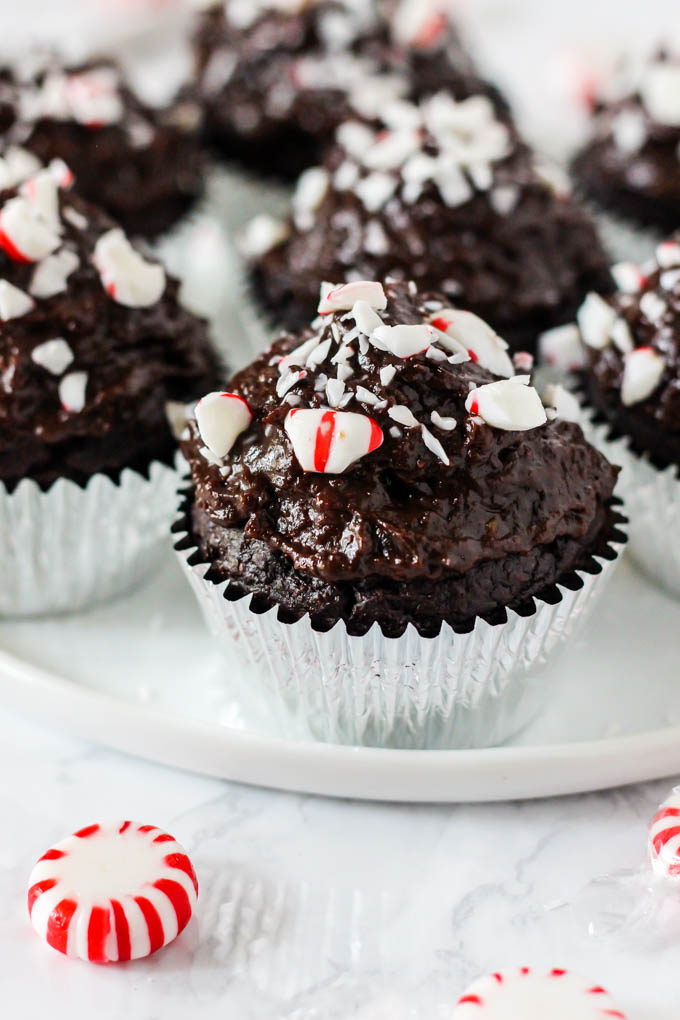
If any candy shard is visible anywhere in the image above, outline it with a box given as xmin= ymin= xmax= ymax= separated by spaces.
xmin=285 ymin=408 xmax=383 ymax=473
xmin=453 ymin=967 xmax=626 ymax=1018
xmin=93 ymin=228 xmax=165 ymax=308
xmin=578 ymin=292 xmax=616 ymax=349
xmin=649 ymin=788 xmax=680 ymax=879
xmin=195 ymin=391 xmax=253 ymax=459
xmin=0 ymin=195 xmax=61 ymax=262
xmin=428 ymin=308 xmax=513 ymax=376
xmin=621 ymin=347 xmax=665 ymax=406
xmin=318 ymin=280 xmax=387 ymax=315
xmin=465 ymin=377 xmax=547 ymax=431
xmin=0 ymin=278 xmax=34 ymax=319
xmin=372 ymin=322 xmax=434 ymax=358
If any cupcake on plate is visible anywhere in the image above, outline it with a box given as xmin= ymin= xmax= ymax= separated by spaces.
xmin=0 ymin=55 xmax=205 ymax=238
xmin=245 ymin=91 xmax=612 ymax=353
xmin=571 ymin=49 xmax=680 ymax=262
xmin=174 ymin=278 xmax=624 ymax=749
xmin=0 ymin=162 xmax=220 ymax=615
xmin=192 ymin=0 xmax=505 ymax=180
xmin=578 ymin=235 xmax=680 ymax=596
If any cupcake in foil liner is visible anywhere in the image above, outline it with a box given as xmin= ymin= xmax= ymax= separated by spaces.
xmin=0 ymin=457 xmax=181 ymax=618
xmin=173 ymin=493 xmax=626 ymax=750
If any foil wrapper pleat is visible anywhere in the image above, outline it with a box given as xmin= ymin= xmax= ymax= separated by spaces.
xmin=583 ymin=417 xmax=680 ymax=598
xmin=174 ymin=507 xmax=625 ymax=749
xmin=0 ymin=460 xmax=180 ymax=617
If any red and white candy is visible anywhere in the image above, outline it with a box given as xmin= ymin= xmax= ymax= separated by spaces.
xmin=453 ymin=968 xmax=625 ymax=1019
xmin=318 ymin=280 xmax=387 ymax=315
xmin=93 ymin=228 xmax=165 ymax=308
xmin=0 ymin=195 xmax=60 ymax=263
xmin=429 ymin=309 xmax=513 ymax=377
xmin=649 ymin=788 xmax=680 ymax=880
xmin=27 ymin=821 xmax=198 ymax=963
xmin=621 ymin=347 xmax=665 ymax=406
xmin=466 ymin=377 xmax=547 ymax=431
xmin=195 ymin=391 xmax=253 ymax=459
xmin=285 ymin=408 xmax=383 ymax=473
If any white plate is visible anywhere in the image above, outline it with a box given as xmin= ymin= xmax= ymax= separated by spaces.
xmin=1 ymin=548 xmax=679 ymax=802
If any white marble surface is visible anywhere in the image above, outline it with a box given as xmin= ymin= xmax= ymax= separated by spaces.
xmin=1 ymin=704 xmax=679 ymax=1018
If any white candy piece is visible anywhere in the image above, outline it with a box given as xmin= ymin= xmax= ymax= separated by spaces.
xmin=611 ymin=261 xmax=645 ymax=294
xmin=577 ymin=292 xmax=617 ymax=349
xmin=27 ymin=821 xmax=198 ymax=963
xmin=65 ymin=67 xmax=124 ymax=126
xmin=31 ymin=338 xmax=74 ymax=375
xmin=318 ymin=280 xmax=387 ymax=315
xmin=543 ymin=383 xmax=581 ymax=423
xmin=372 ymin=323 xmax=434 ymax=358
xmin=0 ymin=196 xmax=60 ymax=262
xmin=293 ymin=167 xmax=330 ymax=230
xmin=93 ymin=229 xmax=165 ymax=308
xmin=610 ymin=318 xmax=633 ymax=353
xmin=466 ymin=377 xmax=547 ymax=431
xmin=352 ymin=299 xmax=384 ymax=335
xmin=538 ymin=323 xmax=584 ymax=372
xmin=59 ymin=371 xmax=88 ymax=413
xmin=641 ymin=61 xmax=680 ymax=127
xmin=428 ymin=309 xmax=513 ymax=377
xmin=656 ymin=240 xmax=680 ymax=269
xmin=0 ymin=146 xmax=42 ymax=190
xmin=20 ymin=170 xmax=61 ymax=233
xmin=0 ymin=279 xmax=34 ymax=319
xmin=285 ymin=408 xmax=383 ymax=473
xmin=453 ymin=967 xmax=626 ymax=1019
xmin=195 ymin=391 xmax=253 ymax=459
xmin=29 ymin=248 xmax=80 ymax=299
xmin=649 ymin=788 xmax=680 ymax=880
xmin=621 ymin=347 xmax=665 ymax=406
xmin=239 ymin=214 xmax=290 ymax=258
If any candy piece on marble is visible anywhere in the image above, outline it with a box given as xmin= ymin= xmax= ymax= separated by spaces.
xmin=0 ymin=278 xmax=35 ymax=319
xmin=29 ymin=248 xmax=80 ymax=299
xmin=59 ymin=371 xmax=88 ymax=413
xmin=649 ymin=788 xmax=680 ymax=879
xmin=538 ymin=323 xmax=584 ymax=372
xmin=27 ymin=821 xmax=198 ymax=963
xmin=93 ymin=229 xmax=165 ymax=308
xmin=453 ymin=967 xmax=625 ymax=1018
xmin=611 ymin=261 xmax=646 ymax=294
xmin=318 ymin=280 xmax=387 ymax=315
xmin=285 ymin=408 xmax=383 ymax=473
xmin=621 ymin=347 xmax=665 ymax=406
xmin=466 ymin=377 xmax=547 ymax=431
xmin=0 ymin=196 xmax=60 ymax=262
xmin=195 ymin=391 xmax=253 ymax=459
xmin=428 ymin=309 xmax=513 ymax=377
xmin=578 ymin=292 xmax=616 ymax=350
xmin=640 ymin=62 xmax=680 ymax=127
xmin=31 ymin=338 xmax=74 ymax=375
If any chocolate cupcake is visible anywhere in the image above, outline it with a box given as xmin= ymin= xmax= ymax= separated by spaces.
xmin=578 ymin=236 xmax=680 ymax=596
xmin=192 ymin=0 xmax=504 ymax=180
xmin=572 ymin=50 xmax=680 ymax=259
xmin=0 ymin=56 xmax=205 ymax=238
xmin=246 ymin=91 xmax=613 ymax=353
xmin=174 ymin=279 xmax=624 ymax=748
xmin=0 ymin=163 xmax=220 ymax=615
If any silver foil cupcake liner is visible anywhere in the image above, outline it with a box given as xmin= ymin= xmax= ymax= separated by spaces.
xmin=581 ymin=414 xmax=680 ymax=598
xmin=173 ymin=495 xmax=626 ymax=749
xmin=0 ymin=458 xmax=181 ymax=617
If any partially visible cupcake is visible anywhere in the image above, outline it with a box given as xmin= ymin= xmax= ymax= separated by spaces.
xmin=0 ymin=55 xmax=205 ymax=238
xmin=578 ymin=235 xmax=680 ymax=596
xmin=0 ymin=164 xmax=220 ymax=615
xmin=245 ymin=91 xmax=613 ymax=353
xmin=192 ymin=0 xmax=505 ymax=180
xmin=174 ymin=278 xmax=624 ymax=748
xmin=572 ymin=50 xmax=680 ymax=260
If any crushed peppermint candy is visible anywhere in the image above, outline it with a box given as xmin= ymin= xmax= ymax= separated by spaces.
xmin=59 ymin=370 xmax=88 ymax=413
xmin=639 ymin=291 xmax=667 ymax=323
xmin=420 ymin=423 xmax=449 ymax=464
xmin=195 ymin=391 xmax=253 ymax=459
xmin=29 ymin=248 xmax=79 ymax=299
xmin=538 ymin=323 xmax=584 ymax=372
xmin=240 ymin=214 xmax=290 ymax=258
xmin=465 ymin=376 xmax=547 ymax=431
xmin=0 ymin=278 xmax=34 ymax=319
xmin=388 ymin=404 xmax=419 ymax=428
xmin=0 ymin=195 xmax=61 ymax=262
xmin=31 ymin=338 xmax=74 ymax=375
xmin=285 ymin=408 xmax=383 ymax=473
xmin=93 ymin=228 xmax=165 ymax=308
xmin=611 ymin=261 xmax=646 ymax=294
xmin=621 ymin=347 xmax=665 ymax=406
xmin=431 ymin=410 xmax=456 ymax=430
xmin=318 ymin=280 xmax=386 ymax=314
xmin=577 ymin=292 xmax=617 ymax=349
xmin=428 ymin=309 xmax=513 ymax=377
xmin=543 ymin=383 xmax=581 ymax=423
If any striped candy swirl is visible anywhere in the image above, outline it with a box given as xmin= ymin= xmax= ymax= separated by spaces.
xmin=649 ymin=789 xmax=680 ymax=879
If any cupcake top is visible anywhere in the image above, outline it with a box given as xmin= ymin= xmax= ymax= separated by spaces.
xmin=193 ymin=0 xmax=500 ymax=177
xmin=579 ymin=236 xmax=680 ymax=467
xmin=247 ymin=91 xmax=612 ymax=351
xmin=182 ymin=279 xmax=618 ymax=634
xmin=0 ymin=56 xmax=204 ymax=237
xmin=572 ymin=50 xmax=680 ymax=228
xmin=0 ymin=164 xmax=219 ymax=489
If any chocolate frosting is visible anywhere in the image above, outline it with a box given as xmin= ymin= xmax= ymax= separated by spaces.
xmin=0 ymin=58 xmax=204 ymax=238
xmin=182 ymin=281 xmax=618 ymax=635
xmin=0 ymin=186 xmax=220 ymax=490
xmin=193 ymin=0 xmax=505 ymax=178
xmin=572 ymin=52 xmax=680 ymax=230
xmin=583 ymin=237 xmax=680 ymax=468
xmin=250 ymin=94 xmax=612 ymax=352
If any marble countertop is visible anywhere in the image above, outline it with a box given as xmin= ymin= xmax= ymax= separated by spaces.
xmin=1 ymin=705 xmax=678 ymax=1018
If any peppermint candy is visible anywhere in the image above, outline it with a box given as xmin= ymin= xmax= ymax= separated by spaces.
xmin=611 ymin=261 xmax=646 ymax=295
xmin=0 ymin=146 xmax=42 ymax=190
xmin=65 ymin=67 xmax=124 ymax=127
xmin=621 ymin=347 xmax=665 ymax=406
xmin=195 ymin=391 xmax=253 ymax=459
xmin=543 ymin=383 xmax=581 ymax=423
xmin=429 ymin=309 xmax=513 ymax=377
xmin=649 ymin=788 xmax=680 ymax=879
xmin=640 ymin=61 xmax=680 ymax=127
xmin=285 ymin=408 xmax=383 ymax=473
xmin=59 ymin=371 xmax=88 ymax=414
xmin=465 ymin=377 xmax=547 ymax=431
xmin=240 ymin=214 xmax=290 ymax=258
xmin=577 ymin=292 xmax=617 ymax=350
xmin=453 ymin=968 xmax=625 ymax=1018
xmin=93 ymin=229 xmax=165 ymax=308
xmin=27 ymin=821 xmax=198 ymax=963
xmin=655 ymin=240 xmax=680 ymax=269
xmin=538 ymin=323 xmax=584 ymax=372
xmin=29 ymin=248 xmax=80 ymax=299
xmin=0 ymin=195 xmax=60 ymax=262
xmin=371 ymin=322 xmax=438 ymax=358
xmin=31 ymin=338 xmax=74 ymax=375
xmin=0 ymin=278 xmax=34 ymax=319
xmin=20 ymin=170 xmax=62 ymax=233
xmin=318 ymin=280 xmax=387 ymax=315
